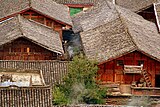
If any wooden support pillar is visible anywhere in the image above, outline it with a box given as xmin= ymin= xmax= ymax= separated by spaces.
xmin=44 ymin=18 xmax=47 ymax=25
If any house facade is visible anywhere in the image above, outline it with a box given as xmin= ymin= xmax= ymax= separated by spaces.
xmin=72 ymin=1 xmax=160 ymax=95
xmin=98 ymin=51 xmax=160 ymax=87
xmin=0 ymin=0 xmax=73 ymax=60
xmin=0 ymin=15 xmax=64 ymax=60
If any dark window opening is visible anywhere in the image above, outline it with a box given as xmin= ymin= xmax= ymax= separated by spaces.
xmin=155 ymin=75 xmax=160 ymax=87
xmin=117 ymin=60 xmax=124 ymax=66
xmin=138 ymin=60 xmax=144 ymax=66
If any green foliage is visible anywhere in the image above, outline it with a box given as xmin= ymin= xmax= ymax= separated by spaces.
xmin=52 ymin=87 xmax=70 ymax=105
xmin=53 ymin=55 xmax=107 ymax=105
xmin=70 ymin=7 xmax=83 ymax=16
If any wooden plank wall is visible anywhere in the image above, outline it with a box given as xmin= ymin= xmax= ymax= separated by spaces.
xmin=0 ymin=60 xmax=69 ymax=85
xmin=0 ymin=86 xmax=52 ymax=107
xmin=98 ymin=51 xmax=158 ymax=86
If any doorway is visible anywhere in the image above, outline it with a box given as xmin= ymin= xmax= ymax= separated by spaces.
xmin=155 ymin=75 xmax=160 ymax=87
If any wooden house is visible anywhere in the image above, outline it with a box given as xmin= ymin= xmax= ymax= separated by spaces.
xmin=0 ymin=15 xmax=64 ymax=60
xmin=0 ymin=0 xmax=72 ymax=41
xmin=72 ymin=1 xmax=160 ymax=95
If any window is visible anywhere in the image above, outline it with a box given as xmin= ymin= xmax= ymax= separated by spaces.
xmin=117 ymin=60 xmax=124 ymax=66
xmin=138 ymin=60 xmax=144 ymax=66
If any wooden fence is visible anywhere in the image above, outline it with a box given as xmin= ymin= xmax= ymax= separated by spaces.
xmin=0 ymin=86 xmax=52 ymax=107
xmin=0 ymin=60 xmax=69 ymax=85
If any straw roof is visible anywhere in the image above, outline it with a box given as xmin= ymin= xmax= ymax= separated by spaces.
xmin=77 ymin=1 xmax=160 ymax=63
xmin=72 ymin=0 xmax=117 ymax=33
xmin=154 ymin=2 xmax=160 ymax=32
xmin=0 ymin=15 xmax=64 ymax=54
xmin=53 ymin=0 xmax=158 ymax=12
xmin=0 ymin=0 xmax=72 ymax=26
xmin=115 ymin=0 xmax=158 ymax=12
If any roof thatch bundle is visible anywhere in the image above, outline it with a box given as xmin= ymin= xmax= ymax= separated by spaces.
xmin=0 ymin=15 xmax=64 ymax=54
xmin=0 ymin=0 xmax=72 ymax=26
xmin=73 ymin=1 xmax=160 ymax=63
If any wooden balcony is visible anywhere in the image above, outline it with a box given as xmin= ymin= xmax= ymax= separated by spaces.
xmin=123 ymin=64 xmax=143 ymax=74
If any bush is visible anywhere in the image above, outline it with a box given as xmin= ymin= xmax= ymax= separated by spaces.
xmin=53 ymin=55 xmax=107 ymax=105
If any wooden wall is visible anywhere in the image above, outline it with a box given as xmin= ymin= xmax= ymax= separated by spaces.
xmin=98 ymin=51 xmax=160 ymax=87
xmin=0 ymin=38 xmax=58 ymax=60
xmin=21 ymin=10 xmax=65 ymax=40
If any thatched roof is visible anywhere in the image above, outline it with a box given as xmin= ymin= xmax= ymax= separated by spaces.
xmin=154 ymin=2 xmax=160 ymax=32
xmin=77 ymin=1 xmax=160 ymax=63
xmin=53 ymin=0 xmax=158 ymax=12
xmin=0 ymin=0 xmax=72 ymax=26
xmin=115 ymin=0 xmax=158 ymax=12
xmin=0 ymin=15 xmax=64 ymax=54
xmin=72 ymin=0 xmax=160 ymax=33
xmin=72 ymin=0 xmax=117 ymax=33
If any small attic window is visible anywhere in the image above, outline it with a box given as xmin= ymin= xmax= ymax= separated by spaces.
xmin=117 ymin=60 xmax=124 ymax=66
xmin=0 ymin=46 xmax=3 ymax=50
xmin=138 ymin=60 xmax=144 ymax=66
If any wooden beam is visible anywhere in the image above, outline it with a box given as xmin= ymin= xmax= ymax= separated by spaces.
xmin=65 ymin=4 xmax=93 ymax=8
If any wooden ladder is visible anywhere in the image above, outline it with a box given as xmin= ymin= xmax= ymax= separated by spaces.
xmin=142 ymin=70 xmax=152 ymax=87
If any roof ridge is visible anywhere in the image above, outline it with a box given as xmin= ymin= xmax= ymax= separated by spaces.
xmin=17 ymin=15 xmax=25 ymax=36
xmin=28 ymin=0 xmax=31 ymax=7
xmin=115 ymin=7 xmax=139 ymax=50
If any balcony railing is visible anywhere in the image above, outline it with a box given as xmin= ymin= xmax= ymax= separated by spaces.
xmin=123 ymin=64 xmax=143 ymax=74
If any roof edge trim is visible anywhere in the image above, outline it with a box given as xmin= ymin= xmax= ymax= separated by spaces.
xmin=154 ymin=3 xmax=160 ymax=32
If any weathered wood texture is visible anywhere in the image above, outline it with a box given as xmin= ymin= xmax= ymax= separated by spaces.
xmin=98 ymin=51 xmax=160 ymax=87
xmin=21 ymin=10 xmax=64 ymax=40
xmin=0 ymin=86 xmax=52 ymax=107
xmin=0 ymin=38 xmax=58 ymax=60
xmin=131 ymin=87 xmax=160 ymax=96
xmin=0 ymin=60 xmax=68 ymax=85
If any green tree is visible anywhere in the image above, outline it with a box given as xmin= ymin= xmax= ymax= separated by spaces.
xmin=53 ymin=55 xmax=107 ymax=105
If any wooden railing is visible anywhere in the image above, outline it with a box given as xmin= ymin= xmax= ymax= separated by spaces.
xmin=123 ymin=64 xmax=143 ymax=74
xmin=0 ymin=60 xmax=69 ymax=85
xmin=0 ymin=52 xmax=57 ymax=60
xmin=131 ymin=86 xmax=160 ymax=96
xmin=0 ymin=86 xmax=52 ymax=107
